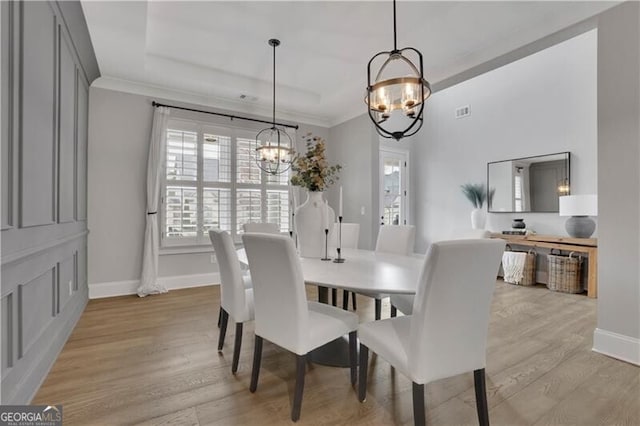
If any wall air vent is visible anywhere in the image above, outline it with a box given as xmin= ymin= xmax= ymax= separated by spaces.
xmin=455 ymin=105 xmax=471 ymax=119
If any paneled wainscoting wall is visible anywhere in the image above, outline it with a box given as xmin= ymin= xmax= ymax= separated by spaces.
xmin=1 ymin=0 xmax=99 ymax=403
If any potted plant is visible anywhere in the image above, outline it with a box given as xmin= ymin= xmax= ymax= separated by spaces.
xmin=290 ymin=134 xmax=342 ymax=257
xmin=461 ymin=183 xmax=493 ymax=229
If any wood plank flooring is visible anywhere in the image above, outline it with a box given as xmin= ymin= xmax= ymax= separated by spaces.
xmin=33 ymin=281 xmax=640 ymax=425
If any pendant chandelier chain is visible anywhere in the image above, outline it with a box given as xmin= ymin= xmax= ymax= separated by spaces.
xmin=271 ymin=40 xmax=276 ymax=126
xmin=392 ymin=0 xmax=397 ymax=51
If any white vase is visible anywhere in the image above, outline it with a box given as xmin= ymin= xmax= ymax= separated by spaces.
xmin=470 ymin=208 xmax=486 ymax=230
xmin=295 ymin=191 xmax=335 ymax=258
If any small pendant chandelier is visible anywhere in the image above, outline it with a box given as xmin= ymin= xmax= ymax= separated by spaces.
xmin=365 ymin=0 xmax=431 ymax=141
xmin=255 ymin=39 xmax=293 ymax=175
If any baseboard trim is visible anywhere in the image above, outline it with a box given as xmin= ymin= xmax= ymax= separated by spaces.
xmin=89 ymin=273 xmax=220 ymax=299
xmin=592 ymin=328 xmax=640 ymax=366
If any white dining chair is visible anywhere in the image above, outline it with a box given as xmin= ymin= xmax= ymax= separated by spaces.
xmin=242 ymin=222 xmax=280 ymax=234
xmin=242 ymin=233 xmax=359 ymax=422
xmin=390 ymin=229 xmax=491 ymax=317
xmin=328 ymin=222 xmax=360 ymax=309
xmin=358 ymin=239 xmax=506 ymax=426
xmin=209 ymin=229 xmax=254 ymax=374
xmin=358 ymin=225 xmax=415 ymax=320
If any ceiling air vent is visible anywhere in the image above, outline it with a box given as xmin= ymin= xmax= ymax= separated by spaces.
xmin=239 ymin=94 xmax=259 ymax=102
xmin=455 ymin=105 xmax=471 ymax=119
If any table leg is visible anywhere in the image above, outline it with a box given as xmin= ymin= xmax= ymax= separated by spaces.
xmin=311 ymin=284 xmax=357 ymax=367
xmin=310 ymin=335 xmax=358 ymax=368
xmin=587 ymin=248 xmax=597 ymax=298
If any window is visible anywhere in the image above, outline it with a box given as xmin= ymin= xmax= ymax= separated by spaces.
xmin=162 ymin=118 xmax=292 ymax=246
xmin=514 ymin=174 xmax=524 ymax=212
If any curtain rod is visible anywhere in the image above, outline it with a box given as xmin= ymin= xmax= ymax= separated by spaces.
xmin=151 ymin=101 xmax=299 ymax=130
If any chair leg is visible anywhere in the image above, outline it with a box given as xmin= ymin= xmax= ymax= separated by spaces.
xmin=349 ymin=331 xmax=357 ymax=385
xmin=352 ymin=292 xmax=357 ymax=310
xmin=231 ymin=322 xmax=243 ymax=374
xmin=331 ymin=288 xmax=337 ymax=306
xmin=474 ymin=368 xmax=490 ymax=426
xmin=217 ymin=307 xmax=222 ymax=328
xmin=291 ymin=354 xmax=307 ymax=422
xmin=249 ymin=335 xmax=263 ymax=393
xmin=342 ymin=290 xmax=349 ymax=310
xmin=375 ymin=298 xmax=382 ymax=320
xmin=390 ymin=305 xmax=397 ymax=318
xmin=358 ymin=344 xmax=369 ymax=402
xmin=217 ymin=309 xmax=229 ymax=351
xmin=412 ymin=382 xmax=426 ymax=426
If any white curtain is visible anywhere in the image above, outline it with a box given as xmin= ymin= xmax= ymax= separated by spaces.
xmin=138 ymin=106 xmax=170 ymax=297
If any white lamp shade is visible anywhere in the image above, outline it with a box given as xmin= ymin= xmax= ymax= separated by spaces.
xmin=559 ymin=195 xmax=598 ymax=217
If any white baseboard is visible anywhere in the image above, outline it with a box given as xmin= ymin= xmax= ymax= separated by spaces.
xmin=89 ymin=273 xmax=220 ymax=299
xmin=593 ymin=328 xmax=640 ymax=366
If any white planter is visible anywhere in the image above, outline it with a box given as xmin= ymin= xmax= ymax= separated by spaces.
xmin=294 ymin=191 xmax=335 ymax=258
xmin=470 ymin=208 xmax=486 ymax=230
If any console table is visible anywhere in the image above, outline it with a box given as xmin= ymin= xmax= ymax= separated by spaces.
xmin=490 ymin=233 xmax=598 ymax=298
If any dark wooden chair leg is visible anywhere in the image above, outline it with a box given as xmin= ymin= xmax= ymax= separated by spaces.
xmin=348 ymin=331 xmax=357 ymax=385
xmin=331 ymin=288 xmax=337 ymax=306
xmin=249 ymin=335 xmax=263 ymax=392
xmin=342 ymin=290 xmax=349 ymax=310
xmin=390 ymin=305 xmax=397 ymax=318
xmin=217 ymin=309 xmax=229 ymax=351
xmin=217 ymin=307 xmax=222 ymax=328
xmin=291 ymin=354 xmax=307 ymax=422
xmin=412 ymin=382 xmax=426 ymax=426
xmin=474 ymin=368 xmax=490 ymax=426
xmin=352 ymin=292 xmax=357 ymax=310
xmin=375 ymin=298 xmax=382 ymax=320
xmin=358 ymin=344 xmax=369 ymax=402
xmin=231 ymin=322 xmax=243 ymax=374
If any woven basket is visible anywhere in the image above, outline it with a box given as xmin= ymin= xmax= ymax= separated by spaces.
xmin=547 ymin=250 xmax=583 ymax=293
xmin=503 ymin=245 xmax=536 ymax=286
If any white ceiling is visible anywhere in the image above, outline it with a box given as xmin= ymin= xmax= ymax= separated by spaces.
xmin=82 ymin=1 xmax=614 ymax=127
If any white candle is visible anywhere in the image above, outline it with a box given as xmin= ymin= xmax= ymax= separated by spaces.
xmin=339 ymin=186 xmax=343 ymax=218
xmin=324 ymin=200 xmax=329 ymax=231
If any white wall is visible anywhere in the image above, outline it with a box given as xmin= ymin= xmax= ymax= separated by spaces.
xmin=326 ymin=114 xmax=379 ymax=249
xmin=409 ymin=29 xmax=598 ymax=253
xmin=593 ymin=1 xmax=640 ymax=365
xmin=87 ymin=87 xmax=328 ymax=293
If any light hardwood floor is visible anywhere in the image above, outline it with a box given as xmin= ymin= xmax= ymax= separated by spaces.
xmin=34 ymin=281 xmax=639 ymax=425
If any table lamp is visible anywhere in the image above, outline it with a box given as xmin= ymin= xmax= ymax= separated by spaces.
xmin=559 ymin=194 xmax=597 ymax=238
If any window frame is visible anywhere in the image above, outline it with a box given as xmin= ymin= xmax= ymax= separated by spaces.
xmin=160 ymin=117 xmax=293 ymax=249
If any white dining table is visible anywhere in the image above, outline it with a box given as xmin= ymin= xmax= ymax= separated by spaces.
xmin=237 ymin=247 xmax=425 ymax=366
xmin=237 ymin=247 xmax=424 ymax=295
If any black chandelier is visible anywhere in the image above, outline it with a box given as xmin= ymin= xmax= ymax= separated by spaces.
xmin=255 ymin=39 xmax=293 ymax=175
xmin=365 ymin=0 xmax=431 ymax=141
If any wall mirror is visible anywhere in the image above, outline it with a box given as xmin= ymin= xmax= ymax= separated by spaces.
xmin=487 ymin=152 xmax=570 ymax=213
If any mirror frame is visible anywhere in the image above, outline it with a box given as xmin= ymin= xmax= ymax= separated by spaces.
xmin=486 ymin=151 xmax=571 ymax=213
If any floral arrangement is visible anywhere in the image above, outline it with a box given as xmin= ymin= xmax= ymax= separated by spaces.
xmin=461 ymin=183 xmax=495 ymax=208
xmin=290 ymin=133 xmax=342 ymax=192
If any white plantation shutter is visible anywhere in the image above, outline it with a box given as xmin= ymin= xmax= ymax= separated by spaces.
xmin=267 ymin=190 xmax=290 ymax=231
xmin=236 ymin=189 xmax=262 ymax=233
xmin=161 ymin=118 xmax=294 ymax=246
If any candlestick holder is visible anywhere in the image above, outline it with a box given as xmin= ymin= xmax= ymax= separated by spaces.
xmin=333 ymin=216 xmax=345 ymax=263
xmin=321 ymin=228 xmax=331 ymax=261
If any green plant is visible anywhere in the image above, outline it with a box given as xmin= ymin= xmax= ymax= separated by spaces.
xmin=461 ymin=183 xmax=489 ymax=208
xmin=290 ymin=133 xmax=341 ymax=192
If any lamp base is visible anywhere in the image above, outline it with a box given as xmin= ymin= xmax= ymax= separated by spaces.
xmin=565 ymin=216 xmax=596 ymax=238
